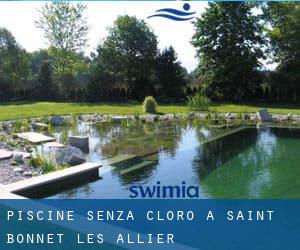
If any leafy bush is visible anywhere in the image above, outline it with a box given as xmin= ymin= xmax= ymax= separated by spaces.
xmin=143 ymin=96 xmax=158 ymax=114
xmin=187 ymin=93 xmax=211 ymax=111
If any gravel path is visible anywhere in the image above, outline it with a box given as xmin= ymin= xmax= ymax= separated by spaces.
xmin=0 ymin=158 xmax=35 ymax=184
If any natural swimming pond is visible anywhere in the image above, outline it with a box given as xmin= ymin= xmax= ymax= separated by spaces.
xmin=34 ymin=120 xmax=300 ymax=199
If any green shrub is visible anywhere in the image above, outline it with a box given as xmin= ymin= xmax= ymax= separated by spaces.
xmin=143 ymin=96 xmax=158 ymax=114
xmin=187 ymin=93 xmax=211 ymax=111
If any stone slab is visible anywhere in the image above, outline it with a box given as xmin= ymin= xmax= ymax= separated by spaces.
xmin=5 ymin=162 xmax=102 ymax=194
xmin=201 ymin=126 xmax=249 ymax=145
xmin=0 ymin=149 xmax=13 ymax=160
xmin=0 ymin=185 xmax=25 ymax=199
xmin=0 ymin=189 xmax=26 ymax=199
xmin=104 ymin=154 xmax=137 ymax=167
xmin=13 ymin=151 xmax=31 ymax=159
xmin=111 ymin=116 xmax=127 ymax=123
xmin=69 ymin=136 xmax=89 ymax=152
xmin=32 ymin=122 xmax=48 ymax=130
xmin=44 ymin=142 xmax=65 ymax=148
xmin=17 ymin=132 xmax=56 ymax=144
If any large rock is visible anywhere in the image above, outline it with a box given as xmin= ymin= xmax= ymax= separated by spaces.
xmin=57 ymin=146 xmax=85 ymax=166
xmin=13 ymin=167 xmax=23 ymax=174
xmin=23 ymin=171 xmax=33 ymax=177
xmin=0 ymin=149 xmax=13 ymax=160
xmin=144 ymin=115 xmax=156 ymax=123
xmin=69 ymin=136 xmax=89 ymax=153
xmin=2 ymin=122 xmax=12 ymax=131
xmin=51 ymin=116 xmax=65 ymax=126
xmin=225 ymin=112 xmax=234 ymax=120
xmin=188 ymin=112 xmax=196 ymax=119
xmin=257 ymin=109 xmax=272 ymax=122
xmin=12 ymin=153 xmax=24 ymax=164
xmin=92 ymin=114 xmax=99 ymax=122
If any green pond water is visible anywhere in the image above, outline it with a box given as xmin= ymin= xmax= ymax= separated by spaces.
xmin=46 ymin=121 xmax=300 ymax=199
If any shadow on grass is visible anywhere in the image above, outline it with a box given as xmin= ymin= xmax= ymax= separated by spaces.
xmin=0 ymin=101 xmax=39 ymax=106
xmin=210 ymin=102 xmax=300 ymax=110
xmin=0 ymin=101 xmax=141 ymax=107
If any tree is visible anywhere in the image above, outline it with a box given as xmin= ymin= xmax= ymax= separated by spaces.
xmin=31 ymin=50 xmax=50 ymax=76
xmin=0 ymin=27 xmax=31 ymax=99
xmin=37 ymin=61 xmax=55 ymax=100
xmin=155 ymin=46 xmax=187 ymax=101
xmin=35 ymin=1 xmax=88 ymax=75
xmin=191 ymin=2 xmax=264 ymax=101
xmin=263 ymin=3 xmax=300 ymax=101
xmin=90 ymin=15 xmax=158 ymax=100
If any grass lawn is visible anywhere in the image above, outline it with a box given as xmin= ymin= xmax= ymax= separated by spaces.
xmin=1 ymin=101 xmax=300 ymax=121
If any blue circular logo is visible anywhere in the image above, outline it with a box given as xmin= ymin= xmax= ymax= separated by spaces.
xmin=183 ymin=3 xmax=190 ymax=11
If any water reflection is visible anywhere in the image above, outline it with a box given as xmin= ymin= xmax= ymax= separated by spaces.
xmin=192 ymin=128 xmax=258 ymax=179
xmin=199 ymin=128 xmax=300 ymax=198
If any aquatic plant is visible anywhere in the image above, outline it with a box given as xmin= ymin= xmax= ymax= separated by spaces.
xmin=242 ymin=113 xmax=250 ymax=120
xmin=179 ymin=114 xmax=189 ymax=128
xmin=127 ymin=118 xmax=139 ymax=128
xmin=29 ymin=148 xmax=54 ymax=173
xmin=59 ymin=129 xmax=69 ymax=145
xmin=30 ymin=147 xmax=68 ymax=174
xmin=218 ymin=115 xmax=226 ymax=125
xmin=72 ymin=114 xmax=78 ymax=123
xmin=205 ymin=112 xmax=212 ymax=121
xmin=13 ymin=120 xmax=22 ymax=133
xmin=0 ymin=134 xmax=5 ymax=142
xmin=40 ymin=116 xmax=50 ymax=124
xmin=47 ymin=123 xmax=55 ymax=134
xmin=65 ymin=114 xmax=78 ymax=126
xmin=13 ymin=119 xmax=31 ymax=133
xmin=237 ymin=113 xmax=243 ymax=120
xmin=143 ymin=96 xmax=158 ymax=114
xmin=6 ymin=139 xmax=17 ymax=147
xmin=24 ymin=119 xmax=31 ymax=130
xmin=187 ymin=93 xmax=211 ymax=111
xmin=210 ymin=112 xmax=220 ymax=125
xmin=120 ymin=119 xmax=128 ymax=128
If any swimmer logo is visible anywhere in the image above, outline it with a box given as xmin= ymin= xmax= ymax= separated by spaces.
xmin=147 ymin=3 xmax=196 ymax=21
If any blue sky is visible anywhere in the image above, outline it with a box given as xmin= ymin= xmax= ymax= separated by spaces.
xmin=0 ymin=1 xmax=208 ymax=72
